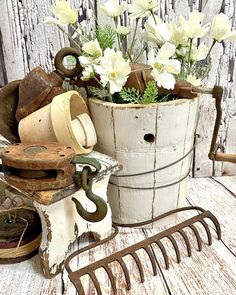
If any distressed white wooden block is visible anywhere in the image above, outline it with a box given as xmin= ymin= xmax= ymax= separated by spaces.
xmin=1 ymin=151 xmax=118 ymax=278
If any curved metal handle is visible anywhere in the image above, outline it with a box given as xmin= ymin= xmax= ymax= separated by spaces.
xmin=71 ymin=155 xmax=108 ymax=222
xmin=208 ymin=85 xmax=236 ymax=164
xmin=54 ymin=47 xmax=83 ymax=78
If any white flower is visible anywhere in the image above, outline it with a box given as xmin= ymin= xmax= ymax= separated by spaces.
xmin=81 ymin=65 xmax=95 ymax=81
xmin=128 ymin=0 xmax=157 ymax=19
xmin=94 ymin=48 xmax=131 ymax=94
xmin=79 ymin=39 xmax=102 ymax=67
xmin=82 ymin=39 xmax=102 ymax=58
xmin=190 ymin=43 xmax=208 ymax=62
xmin=142 ymin=16 xmax=171 ymax=47
xmin=100 ymin=0 xmax=126 ymax=17
xmin=148 ymin=43 xmax=181 ymax=90
xmin=179 ymin=10 xmax=209 ymax=39
xmin=44 ymin=0 xmax=77 ymax=25
xmin=186 ymin=74 xmax=202 ymax=86
xmin=169 ymin=22 xmax=189 ymax=47
xmin=211 ymin=13 xmax=236 ymax=42
xmin=116 ymin=26 xmax=130 ymax=35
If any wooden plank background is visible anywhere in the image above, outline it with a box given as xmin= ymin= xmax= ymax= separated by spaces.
xmin=0 ymin=0 xmax=236 ymax=177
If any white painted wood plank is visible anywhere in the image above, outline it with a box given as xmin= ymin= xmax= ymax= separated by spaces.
xmin=1 ymin=0 xmax=236 ymax=176
xmin=188 ymin=177 xmax=236 ymax=253
xmin=213 ymin=175 xmax=236 ymax=194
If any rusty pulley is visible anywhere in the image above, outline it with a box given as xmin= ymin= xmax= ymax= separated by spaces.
xmin=1 ymin=142 xmax=75 ymax=191
xmin=1 ymin=144 xmax=108 ymax=223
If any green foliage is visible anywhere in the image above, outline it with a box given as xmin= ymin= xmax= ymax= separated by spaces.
xmin=88 ymin=82 xmax=179 ymax=105
xmin=119 ymin=87 xmax=142 ymax=104
xmin=141 ymin=81 xmax=158 ymax=104
xmin=96 ymin=25 xmax=116 ymax=50
xmin=87 ymin=86 xmax=112 ymax=102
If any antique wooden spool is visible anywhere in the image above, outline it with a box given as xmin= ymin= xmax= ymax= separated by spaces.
xmin=0 ymin=208 xmax=42 ymax=263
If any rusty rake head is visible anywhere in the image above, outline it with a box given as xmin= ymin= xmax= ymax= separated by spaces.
xmin=65 ymin=206 xmax=221 ymax=295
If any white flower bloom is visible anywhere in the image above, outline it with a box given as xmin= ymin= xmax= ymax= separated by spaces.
xmin=190 ymin=43 xmax=208 ymax=61
xmin=94 ymin=48 xmax=131 ymax=94
xmin=81 ymin=65 xmax=95 ymax=81
xmin=79 ymin=56 xmax=95 ymax=67
xmin=116 ymin=26 xmax=130 ymax=35
xmin=142 ymin=16 xmax=171 ymax=47
xmin=179 ymin=10 xmax=209 ymax=39
xmin=44 ymin=1 xmax=77 ymax=25
xmin=186 ymin=74 xmax=202 ymax=86
xmin=82 ymin=39 xmax=102 ymax=58
xmin=211 ymin=13 xmax=236 ymax=42
xmin=79 ymin=39 xmax=103 ymax=67
xmin=148 ymin=43 xmax=181 ymax=90
xmin=100 ymin=0 xmax=126 ymax=17
xmin=128 ymin=0 xmax=157 ymax=19
xmin=169 ymin=22 xmax=189 ymax=47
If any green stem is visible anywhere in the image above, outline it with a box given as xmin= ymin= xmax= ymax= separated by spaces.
xmin=205 ymin=40 xmax=217 ymax=60
xmin=69 ymin=24 xmax=90 ymax=42
xmin=187 ymin=38 xmax=193 ymax=75
xmin=93 ymin=75 xmax=103 ymax=87
xmin=113 ymin=17 xmax=122 ymax=51
xmin=57 ymin=25 xmax=81 ymax=49
xmin=151 ymin=11 xmax=157 ymax=25
xmin=133 ymin=45 xmax=147 ymax=62
xmin=129 ymin=18 xmax=139 ymax=56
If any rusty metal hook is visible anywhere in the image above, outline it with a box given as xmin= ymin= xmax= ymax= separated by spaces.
xmin=71 ymin=155 xmax=108 ymax=222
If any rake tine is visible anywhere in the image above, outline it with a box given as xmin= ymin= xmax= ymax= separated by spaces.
xmin=166 ymin=235 xmax=181 ymax=263
xmin=130 ymin=252 xmax=145 ymax=283
xmin=178 ymin=229 xmax=192 ymax=257
xmin=205 ymin=212 xmax=222 ymax=240
xmin=116 ymin=258 xmax=131 ymax=290
xmin=198 ymin=219 xmax=212 ymax=246
xmin=188 ymin=224 xmax=202 ymax=251
xmin=143 ymin=246 xmax=157 ymax=276
xmin=154 ymin=240 xmax=170 ymax=269
xmin=75 ymin=279 xmax=86 ymax=295
xmin=103 ymin=265 xmax=117 ymax=295
xmin=89 ymin=272 xmax=102 ymax=295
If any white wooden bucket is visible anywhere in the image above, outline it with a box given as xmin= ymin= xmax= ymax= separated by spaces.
xmin=89 ymin=97 xmax=199 ymax=228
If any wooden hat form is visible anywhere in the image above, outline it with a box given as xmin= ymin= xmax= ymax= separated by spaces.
xmin=19 ymin=91 xmax=97 ymax=154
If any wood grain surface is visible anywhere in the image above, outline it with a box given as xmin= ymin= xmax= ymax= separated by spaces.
xmin=0 ymin=1 xmax=236 ymax=177
xmin=0 ymin=176 xmax=235 ymax=295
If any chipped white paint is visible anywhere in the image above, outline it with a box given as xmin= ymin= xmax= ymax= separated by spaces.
xmin=0 ymin=150 xmax=118 ymax=278
xmin=0 ymin=176 xmax=236 ymax=295
xmin=35 ymin=176 xmax=112 ymax=277
xmin=89 ymin=97 xmax=199 ymax=227
xmin=0 ymin=0 xmax=236 ymax=177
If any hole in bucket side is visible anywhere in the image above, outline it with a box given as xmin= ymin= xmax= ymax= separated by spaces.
xmin=144 ymin=133 xmax=155 ymax=143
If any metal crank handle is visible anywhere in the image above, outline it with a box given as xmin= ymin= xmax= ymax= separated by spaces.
xmin=71 ymin=155 xmax=108 ymax=223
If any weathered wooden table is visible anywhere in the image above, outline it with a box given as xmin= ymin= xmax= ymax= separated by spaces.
xmin=0 ymin=176 xmax=235 ymax=295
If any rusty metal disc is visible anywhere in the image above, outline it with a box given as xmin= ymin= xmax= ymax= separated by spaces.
xmin=0 ymin=209 xmax=42 ymax=264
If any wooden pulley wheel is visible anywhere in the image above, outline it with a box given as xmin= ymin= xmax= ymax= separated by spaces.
xmin=0 ymin=209 xmax=42 ymax=264
xmin=1 ymin=142 xmax=76 ymax=191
